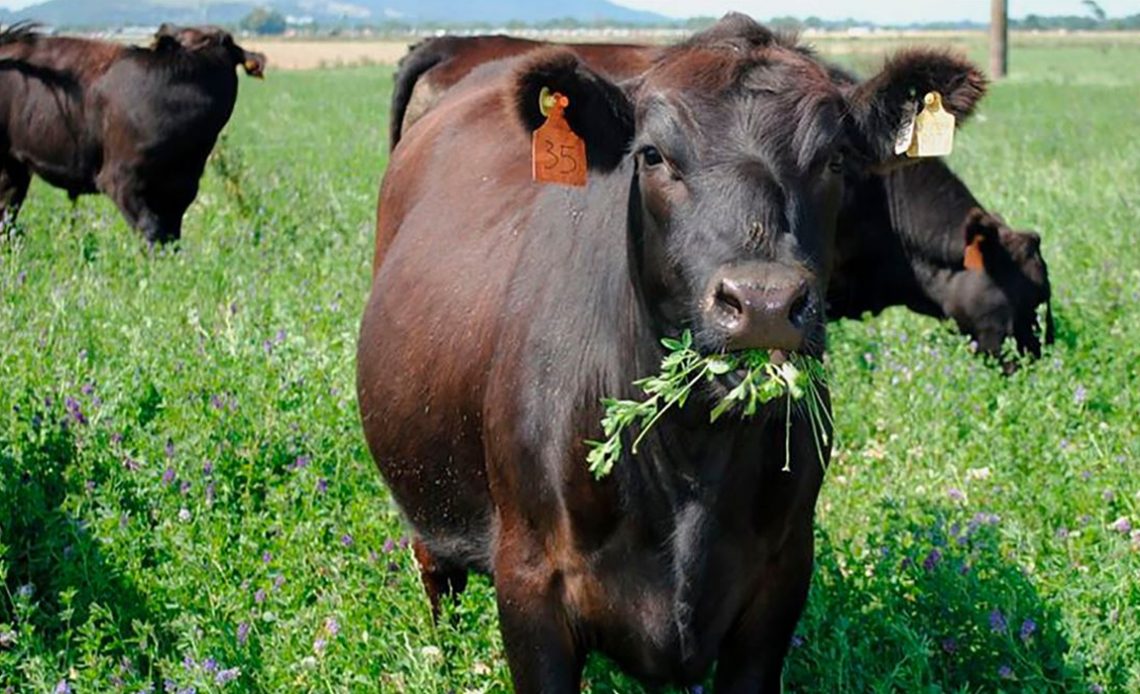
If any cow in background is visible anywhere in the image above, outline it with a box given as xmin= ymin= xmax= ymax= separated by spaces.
xmin=387 ymin=34 xmax=1054 ymax=362
xmin=0 ymin=23 xmax=265 ymax=243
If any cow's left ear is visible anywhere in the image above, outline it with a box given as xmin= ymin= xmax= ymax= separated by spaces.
xmin=963 ymin=208 xmax=999 ymax=271
xmin=511 ymin=49 xmax=634 ymax=172
xmin=848 ymin=48 xmax=987 ymax=165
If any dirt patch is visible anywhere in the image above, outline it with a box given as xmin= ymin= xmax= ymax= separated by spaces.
xmin=242 ymin=40 xmax=412 ymax=70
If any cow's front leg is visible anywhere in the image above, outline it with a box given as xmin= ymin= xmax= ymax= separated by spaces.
xmin=493 ymin=530 xmax=583 ymax=694
xmin=713 ymin=524 xmax=815 ymax=694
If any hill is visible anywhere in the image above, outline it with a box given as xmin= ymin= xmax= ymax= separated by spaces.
xmin=2 ymin=0 xmax=668 ymax=28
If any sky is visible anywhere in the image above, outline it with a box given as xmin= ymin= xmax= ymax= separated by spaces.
xmin=611 ymin=0 xmax=1138 ymax=23
xmin=0 ymin=0 xmax=1134 ymax=21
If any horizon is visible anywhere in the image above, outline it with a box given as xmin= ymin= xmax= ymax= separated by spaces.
xmin=0 ymin=0 xmax=1136 ymax=24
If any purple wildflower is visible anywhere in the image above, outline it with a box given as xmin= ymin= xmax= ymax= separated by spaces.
xmin=203 ymin=460 xmax=214 ymax=476
xmin=262 ymin=551 xmax=272 ymax=564
xmin=923 ymin=549 xmax=942 ymax=571
xmin=341 ymin=534 xmax=354 ymax=547
xmin=262 ymin=340 xmax=273 ymax=354
xmin=254 ymin=589 xmax=266 ymax=604
xmin=292 ymin=455 xmax=310 ymax=470
xmin=1110 ymin=517 xmax=1132 ymax=533
xmin=325 ymin=617 xmax=340 ymax=636
xmin=382 ymin=538 xmax=395 ymax=554
xmin=1074 ymin=385 xmax=1087 ymax=405
xmin=16 ymin=584 xmax=33 ymax=599
xmin=316 ymin=478 xmax=328 ymax=494
xmin=165 ymin=439 xmax=175 ymax=458
xmin=202 ymin=658 xmax=218 ymax=674
xmin=387 ymin=561 xmax=400 ymax=573
xmin=1020 ymin=618 xmax=1037 ymax=641
xmin=1056 ymin=527 xmax=1070 ymax=540
xmin=947 ymin=487 xmax=965 ymax=502
xmin=180 ymin=480 xmax=192 ymax=495
xmin=205 ymin=481 xmax=216 ymax=505
xmin=789 ymin=634 xmax=804 ymax=648
xmin=237 ymin=622 xmax=250 ymax=645
xmin=178 ymin=508 xmax=191 ymax=523
xmin=941 ymin=637 xmax=958 ymax=654
xmin=1103 ymin=489 xmax=1116 ymax=502
xmin=162 ymin=467 xmax=176 ymax=485
xmin=54 ymin=680 xmax=70 ymax=694
xmin=123 ymin=456 xmax=141 ymax=472
xmin=111 ymin=431 xmax=123 ymax=444
xmin=399 ymin=536 xmax=410 ymax=550
xmin=65 ymin=397 xmax=87 ymax=425
xmin=313 ymin=638 xmax=326 ymax=655
xmin=1091 ymin=684 xmax=1105 ymax=693
xmin=16 ymin=271 xmax=26 ymax=284
xmin=211 ymin=394 xmax=225 ymax=410
xmin=998 ymin=665 xmax=1014 ymax=679
xmin=182 ymin=655 xmax=195 ymax=670
xmin=273 ymin=575 xmax=285 ymax=590
xmin=274 ymin=329 xmax=287 ymax=345
xmin=215 ymin=668 xmax=240 ymax=685
xmin=177 ymin=688 xmax=196 ymax=694
xmin=164 ymin=680 xmax=177 ymax=693
xmin=81 ymin=383 xmax=94 ymax=396
xmin=989 ymin=609 xmax=1007 ymax=634
xmin=85 ymin=480 xmax=96 ymax=491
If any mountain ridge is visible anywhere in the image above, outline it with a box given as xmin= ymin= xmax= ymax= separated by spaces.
xmin=0 ymin=0 xmax=668 ymax=28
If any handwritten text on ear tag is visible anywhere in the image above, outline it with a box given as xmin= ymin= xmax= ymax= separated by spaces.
xmin=532 ymin=87 xmax=587 ymax=187
xmin=907 ymin=91 xmax=956 ymax=158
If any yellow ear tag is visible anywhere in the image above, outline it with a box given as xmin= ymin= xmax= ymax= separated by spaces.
xmin=906 ymin=92 xmax=955 ymax=158
xmin=532 ymin=87 xmax=587 ymax=187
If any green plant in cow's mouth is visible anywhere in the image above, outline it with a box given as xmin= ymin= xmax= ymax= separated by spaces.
xmin=585 ymin=331 xmax=831 ymax=479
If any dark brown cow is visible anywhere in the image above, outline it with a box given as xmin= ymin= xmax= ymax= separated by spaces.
xmin=388 ymin=34 xmax=1054 ymax=363
xmin=358 ymin=14 xmax=985 ymax=691
xmin=0 ymin=23 xmax=265 ymax=243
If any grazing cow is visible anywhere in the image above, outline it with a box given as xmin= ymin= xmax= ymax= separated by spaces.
xmin=0 ymin=23 xmax=265 ymax=243
xmin=830 ymin=160 xmax=1054 ymax=362
xmin=388 ymin=35 xmax=1053 ymax=361
xmin=358 ymin=14 xmax=985 ymax=691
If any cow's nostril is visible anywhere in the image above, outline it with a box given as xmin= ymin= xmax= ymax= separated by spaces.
xmin=788 ymin=290 xmax=811 ymax=329
xmin=715 ymin=282 xmax=744 ymax=317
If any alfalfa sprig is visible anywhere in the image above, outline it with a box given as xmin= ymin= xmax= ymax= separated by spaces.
xmin=586 ymin=331 xmax=829 ymax=479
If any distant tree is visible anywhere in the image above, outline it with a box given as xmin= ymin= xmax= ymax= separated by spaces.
xmin=240 ymin=7 xmax=287 ymax=36
xmin=1082 ymin=0 xmax=1107 ymax=22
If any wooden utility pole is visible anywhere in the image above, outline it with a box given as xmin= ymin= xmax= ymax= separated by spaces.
xmin=990 ymin=0 xmax=1008 ymax=79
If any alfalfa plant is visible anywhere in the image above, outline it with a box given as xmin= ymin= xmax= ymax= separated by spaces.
xmin=586 ymin=331 xmax=830 ymax=479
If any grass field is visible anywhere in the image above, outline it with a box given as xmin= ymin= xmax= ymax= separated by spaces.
xmin=2 ymin=37 xmax=1139 ymax=693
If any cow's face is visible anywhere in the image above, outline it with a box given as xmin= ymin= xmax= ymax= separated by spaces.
xmin=512 ymin=14 xmax=986 ymax=360
xmin=947 ymin=209 xmax=1053 ymax=362
xmin=153 ymin=24 xmax=266 ymax=77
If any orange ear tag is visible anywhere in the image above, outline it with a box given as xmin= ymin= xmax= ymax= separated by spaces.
xmin=532 ymin=88 xmax=587 ymax=187
xmin=964 ymin=235 xmax=985 ymax=271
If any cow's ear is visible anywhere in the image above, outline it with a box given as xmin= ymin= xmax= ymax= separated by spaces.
xmin=963 ymin=208 xmax=999 ymax=271
xmin=511 ymin=49 xmax=634 ymax=172
xmin=848 ymin=49 xmax=987 ymax=165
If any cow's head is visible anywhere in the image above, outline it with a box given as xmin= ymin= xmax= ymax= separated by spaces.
xmin=512 ymin=14 xmax=985 ymax=365
xmin=153 ymin=24 xmax=267 ymax=78
xmin=946 ymin=208 xmax=1054 ymax=363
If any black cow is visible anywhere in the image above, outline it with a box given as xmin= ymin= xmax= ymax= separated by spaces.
xmin=358 ymin=14 xmax=986 ymax=691
xmin=0 ymin=23 xmax=265 ymax=243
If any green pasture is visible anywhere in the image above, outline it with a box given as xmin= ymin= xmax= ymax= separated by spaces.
xmin=1 ymin=38 xmax=1138 ymax=692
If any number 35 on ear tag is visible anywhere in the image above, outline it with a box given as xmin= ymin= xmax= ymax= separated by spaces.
xmin=532 ymin=87 xmax=587 ymax=187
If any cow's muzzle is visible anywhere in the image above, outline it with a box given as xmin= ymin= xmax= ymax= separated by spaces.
xmin=705 ymin=265 xmax=817 ymax=353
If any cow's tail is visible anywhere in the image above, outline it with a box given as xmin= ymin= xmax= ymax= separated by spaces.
xmin=0 ymin=21 xmax=41 ymax=46
xmin=388 ymin=38 xmax=454 ymax=152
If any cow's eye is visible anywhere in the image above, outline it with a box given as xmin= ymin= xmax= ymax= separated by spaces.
xmin=641 ymin=146 xmax=664 ymax=167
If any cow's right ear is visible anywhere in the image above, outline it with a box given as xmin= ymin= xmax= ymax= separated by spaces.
xmin=511 ymin=50 xmax=634 ymax=172
xmin=963 ymin=208 xmax=999 ymax=271
xmin=152 ymin=23 xmax=179 ymax=50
